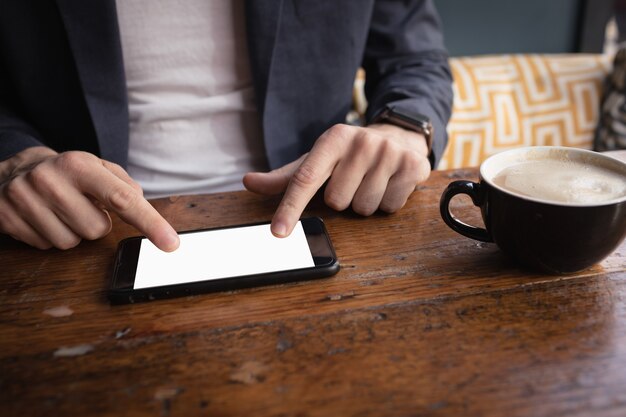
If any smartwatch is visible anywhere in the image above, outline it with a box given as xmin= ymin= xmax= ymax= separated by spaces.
xmin=372 ymin=105 xmax=433 ymax=153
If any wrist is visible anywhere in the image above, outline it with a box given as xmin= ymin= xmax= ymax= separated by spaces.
xmin=367 ymin=123 xmax=429 ymax=157
xmin=371 ymin=105 xmax=433 ymax=155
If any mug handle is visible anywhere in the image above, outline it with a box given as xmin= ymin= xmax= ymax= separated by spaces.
xmin=439 ymin=180 xmax=493 ymax=243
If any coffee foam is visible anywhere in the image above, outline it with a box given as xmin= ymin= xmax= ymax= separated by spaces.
xmin=492 ymin=158 xmax=626 ymax=204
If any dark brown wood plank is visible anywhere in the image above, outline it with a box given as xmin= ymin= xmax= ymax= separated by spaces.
xmin=2 ymin=272 xmax=625 ymax=417
xmin=1 ymin=167 xmax=625 ymax=416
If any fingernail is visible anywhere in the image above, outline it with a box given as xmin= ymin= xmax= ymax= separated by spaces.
xmin=272 ymin=221 xmax=288 ymax=238
xmin=164 ymin=230 xmax=180 ymax=252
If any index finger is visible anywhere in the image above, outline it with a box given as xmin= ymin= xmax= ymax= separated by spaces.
xmin=76 ymin=164 xmax=179 ymax=252
xmin=271 ymin=146 xmax=337 ymax=237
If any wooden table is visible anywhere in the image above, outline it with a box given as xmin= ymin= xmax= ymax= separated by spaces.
xmin=2 ymin=153 xmax=626 ymax=417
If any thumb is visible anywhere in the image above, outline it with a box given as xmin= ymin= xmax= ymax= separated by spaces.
xmin=243 ymin=154 xmax=307 ymax=195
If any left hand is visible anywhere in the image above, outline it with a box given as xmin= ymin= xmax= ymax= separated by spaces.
xmin=243 ymin=123 xmax=431 ymax=237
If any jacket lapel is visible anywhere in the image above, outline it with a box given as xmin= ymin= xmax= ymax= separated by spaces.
xmin=55 ymin=0 xmax=129 ymax=166
xmin=244 ymin=0 xmax=284 ymax=136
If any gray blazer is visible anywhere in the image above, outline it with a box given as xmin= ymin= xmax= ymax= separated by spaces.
xmin=0 ymin=0 xmax=453 ymax=168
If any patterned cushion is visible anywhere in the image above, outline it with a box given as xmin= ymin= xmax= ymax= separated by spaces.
xmin=440 ymin=54 xmax=612 ymax=169
xmin=594 ymin=47 xmax=626 ymax=151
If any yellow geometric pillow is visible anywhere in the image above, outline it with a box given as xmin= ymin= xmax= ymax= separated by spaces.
xmin=439 ymin=54 xmax=612 ymax=169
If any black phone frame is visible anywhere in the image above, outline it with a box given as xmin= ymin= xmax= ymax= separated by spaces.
xmin=107 ymin=217 xmax=339 ymax=304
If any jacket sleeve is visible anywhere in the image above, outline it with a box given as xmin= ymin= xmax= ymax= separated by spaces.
xmin=0 ymin=105 xmax=47 ymax=162
xmin=0 ymin=61 xmax=46 ymax=162
xmin=362 ymin=0 xmax=453 ymax=168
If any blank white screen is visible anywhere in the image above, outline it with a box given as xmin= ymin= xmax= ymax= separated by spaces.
xmin=133 ymin=221 xmax=314 ymax=289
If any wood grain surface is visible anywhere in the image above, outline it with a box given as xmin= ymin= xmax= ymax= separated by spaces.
xmin=1 ymin=161 xmax=625 ymax=417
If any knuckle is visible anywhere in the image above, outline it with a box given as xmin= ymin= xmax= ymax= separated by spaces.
xmin=353 ymin=130 xmax=377 ymax=150
xmin=352 ymin=199 xmax=378 ymax=216
xmin=55 ymin=235 xmax=82 ymax=250
xmin=352 ymin=205 xmax=376 ymax=217
xmin=82 ymin=218 xmax=111 ymax=241
xmin=56 ymin=151 xmax=92 ymax=174
xmin=81 ymin=229 xmax=102 ymax=241
xmin=319 ymin=124 xmax=355 ymax=149
xmin=324 ymin=189 xmax=350 ymax=211
xmin=401 ymin=152 xmax=422 ymax=173
xmin=380 ymin=137 xmax=400 ymax=157
xmin=279 ymin=199 xmax=299 ymax=214
xmin=380 ymin=188 xmax=411 ymax=213
xmin=25 ymin=165 xmax=54 ymax=192
xmin=107 ymin=187 xmax=139 ymax=212
xmin=327 ymin=123 xmax=354 ymax=139
xmin=395 ymin=157 xmax=424 ymax=187
xmin=291 ymin=164 xmax=319 ymax=189
xmin=379 ymin=201 xmax=403 ymax=214
xmin=107 ymin=161 xmax=124 ymax=172
xmin=131 ymin=181 xmax=144 ymax=196
xmin=3 ymin=179 xmax=28 ymax=207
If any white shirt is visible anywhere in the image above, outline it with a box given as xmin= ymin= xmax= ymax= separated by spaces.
xmin=115 ymin=0 xmax=267 ymax=198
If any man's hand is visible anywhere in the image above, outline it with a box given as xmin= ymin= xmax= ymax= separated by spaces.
xmin=0 ymin=147 xmax=179 ymax=251
xmin=243 ymin=123 xmax=431 ymax=237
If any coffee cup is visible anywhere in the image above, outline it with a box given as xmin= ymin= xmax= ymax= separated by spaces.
xmin=439 ymin=146 xmax=626 ymax=273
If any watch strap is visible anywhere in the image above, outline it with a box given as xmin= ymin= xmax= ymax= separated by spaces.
xmin=372 ymin=105 xmax=433 ymax=154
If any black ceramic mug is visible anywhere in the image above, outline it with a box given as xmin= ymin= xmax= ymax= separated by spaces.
xmin=439 ymin=147 xmax=626 ymax=273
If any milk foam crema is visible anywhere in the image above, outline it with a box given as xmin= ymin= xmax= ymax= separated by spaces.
xmin=492 ymin=159 xmax=626 ymax=204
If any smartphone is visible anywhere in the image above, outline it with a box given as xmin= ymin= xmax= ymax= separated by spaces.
xmin=108 ymin=217 xmax=339 ymax=304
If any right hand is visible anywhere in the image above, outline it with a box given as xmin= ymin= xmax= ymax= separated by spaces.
xmin=0 ymin=147 xmax=179 ymax=251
